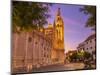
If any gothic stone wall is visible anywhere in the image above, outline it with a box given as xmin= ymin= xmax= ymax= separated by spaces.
xmin=12 ymin=31 xmax=52 ymax=72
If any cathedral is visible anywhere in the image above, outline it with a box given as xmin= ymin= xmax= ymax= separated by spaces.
xmin=12 ymin=8 xmax=65 ymax=73
xmin=40 ymin=8 xmax=65 ymax=64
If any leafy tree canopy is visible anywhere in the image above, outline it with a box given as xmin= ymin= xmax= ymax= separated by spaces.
xmin=12 ymin=1 xmax=51 ymax=32
xmin=80 ymin=6 xmax=96 ymax=30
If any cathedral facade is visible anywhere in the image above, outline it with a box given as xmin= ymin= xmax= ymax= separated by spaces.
xmin=41 ymin=8 xmax=65 ymax=64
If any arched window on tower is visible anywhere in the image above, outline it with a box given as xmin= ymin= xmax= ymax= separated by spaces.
xmin=59 ymin=30 xmax=60 ymax=37
xmin=56 ymin=29 xmax=59 ymax=39
xmin=57 ymin=17 xmax=60 ymax=21
xmin=57 ymin=24 xmax=59 ymax=27
xmin=56 ymin=29 xmax=58 ymax=38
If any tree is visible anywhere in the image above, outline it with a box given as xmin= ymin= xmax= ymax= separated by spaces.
xmin=80 ymin=6 xmax=96 ymax=30
xmin=69 ymin=52 xmax=78 ymax=62
xmin=84 ymin=51 xmax=92 ymax=59
xmin=12 ymin=1 xmax=51 ymax=32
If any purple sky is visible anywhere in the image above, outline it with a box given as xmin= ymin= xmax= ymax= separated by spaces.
xmin=47 ymin=3 xmax=93 ymax=52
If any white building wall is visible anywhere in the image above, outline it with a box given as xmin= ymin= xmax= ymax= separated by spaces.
xmin=84 ymin=38 xmax=96 ymax=54
xmin=77 ymin=34 xmax=96 ymax=55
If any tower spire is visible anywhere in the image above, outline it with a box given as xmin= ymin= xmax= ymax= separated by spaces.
xmin=57 ymin=8 xmax=61 ymax=16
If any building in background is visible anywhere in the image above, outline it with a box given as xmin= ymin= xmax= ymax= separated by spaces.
xmin=77 ymin=33 xmax=96 ymax=60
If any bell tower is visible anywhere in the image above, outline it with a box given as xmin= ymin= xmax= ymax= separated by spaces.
xmin=53 ymin=8 xmax=65 ymax=63
xmin=54 ymin=8 xmax=64 ymax=50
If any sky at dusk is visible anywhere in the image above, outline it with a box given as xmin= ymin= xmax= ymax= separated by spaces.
xmin=47 ymin=3 xmax=93 ymax=52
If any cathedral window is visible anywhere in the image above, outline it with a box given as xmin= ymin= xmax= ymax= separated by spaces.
xmin=28 ymin=37 xmax=32 ymax=42
xmin=57 ymin=24 xmax=60 ymax=27
xmin=59 ymin=31 xmax=60 ymax=35
xmin=56 ymin=30 xmax=58 ymax=38
xmin=44 ymin=47 xmax=45 ymax=50
xmin=35 ymin=41 xmax=37 ymax=44
xmin=44 ymin=54 xmax=46 ymax=57
xmin=41 ymin=43 xmax=43 ymax=46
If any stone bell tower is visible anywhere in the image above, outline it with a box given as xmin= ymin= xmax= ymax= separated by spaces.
xmin=54 ymin=8 xmax=64 ymax=50
xmin=53 ymin=8 xmax=65 ymax=63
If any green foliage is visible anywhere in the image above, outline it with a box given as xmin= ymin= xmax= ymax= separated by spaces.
xmin=68 ymin=52 xmax=78 ymax=62
xmin=80 ymin=6 xmax=96 ymax=30
xmin=84 ymin=51 xmax=92 ymax=59
xmin=68 ymin=50 xmax=92 ymax=62
xmin=12 ymin=1 xmax=51 ymax=32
